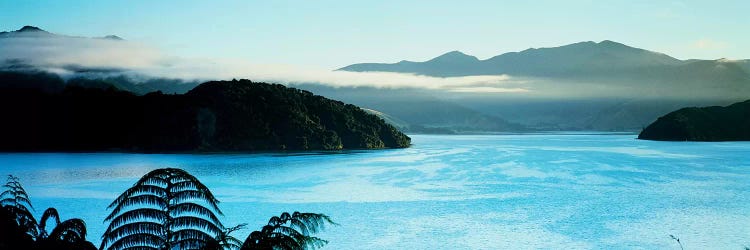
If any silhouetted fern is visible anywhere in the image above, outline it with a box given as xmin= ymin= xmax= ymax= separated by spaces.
xmin=1 ymin=175 xmax=95 ymax=249
xmin=241 ymin=212 xmax=335 ymax=250
xmin=1 ymin=175 xmax=39 ymax=238
xmin=100 ymin=168 xmax=224 ymax=250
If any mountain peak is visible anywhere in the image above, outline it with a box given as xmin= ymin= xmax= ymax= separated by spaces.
xmin=427 ymin=50 xmax=479 ymax=63
xmin=597 ymin=40 xmax=631 ymax=48
xmin=102 ymin=35 xmax=124 ymax=40
xmin=0 ymin=25 xmax=53 ymax=38
xmin=18 ymin=25 xmax=45 ymax=32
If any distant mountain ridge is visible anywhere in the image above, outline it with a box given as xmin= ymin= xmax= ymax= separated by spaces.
xmin=339 ymin=40 xmax=750 ymax=87
xmin=0 ymin=25 xmax=123 ymax=40
xmin=4 ymin=26 xmax=748 ymax=133
xmin=294 ymin=85 xmax=528 ymax=133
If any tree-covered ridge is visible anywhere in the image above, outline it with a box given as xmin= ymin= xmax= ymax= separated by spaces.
xmin=638 ymin=99 xmax=750 ymax=141
xmin=0 ymin=75 xmax=410 ymax=152
xmin=187 ymin=80 xmax=410 ymax=150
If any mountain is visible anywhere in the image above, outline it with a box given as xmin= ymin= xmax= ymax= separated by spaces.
xmin=0 ymin=25 xmax=55 ymax=38
xmin=339 ymin=40 xmax=750 ymax=131
xmin=638 ymin=100 xmax=750 ymax=141
xmin=362 ymin=108 xmax=409 ymax=130
xmin=290 ymin=84 xmax=527 ymax=133
xmin=339 ymin=40 xmax=750 ymax=90
xmin=339 ymin=40 xmax=684 ymax=77
xmin=0 ymin=77 xmax=410 ymax=151
xmin=66 ymin=75 xmax=200 ymax=94
xmin=4 ymin=26 xmax=747 ymax=133
xmin=0 ymin=25 xmax=123 ymax=40
xmin=102 ymin=35 xmax=124 ymax=40
xmin=458 ymin=97 xmax=738 ymax=131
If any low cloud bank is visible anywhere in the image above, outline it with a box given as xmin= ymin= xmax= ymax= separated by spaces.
xmin=3 ymin=34 xmax=746 ymax=99
xmin=0 ymin=35 xmax=526 ymax=93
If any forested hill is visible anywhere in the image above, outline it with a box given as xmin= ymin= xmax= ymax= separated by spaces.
xmin=638 ymin=100 xmax=750 ymax=141
xmin=0 ymin=76 xmax=410 ymax=151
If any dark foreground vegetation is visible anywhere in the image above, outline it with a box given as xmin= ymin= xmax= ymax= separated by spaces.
xmin=1 ymin=176 xmax=95 ymax=250
xmin=638 ymin=99 xmax=750 ymax=141
xmin=0 ymin=70 xmax=410 ymax=152
xmin=1 ymin=169 xmax=335 ymax=250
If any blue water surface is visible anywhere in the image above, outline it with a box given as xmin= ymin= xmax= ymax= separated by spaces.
xmin=1 ymin=134 xmax=749 ymax=249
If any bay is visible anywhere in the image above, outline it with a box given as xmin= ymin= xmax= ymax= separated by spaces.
xmin=2 ymin=134 xmax=749 ymax=249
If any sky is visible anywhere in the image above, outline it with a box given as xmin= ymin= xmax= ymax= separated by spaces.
xmin=2 ymin=0 xmax=749 ymax=69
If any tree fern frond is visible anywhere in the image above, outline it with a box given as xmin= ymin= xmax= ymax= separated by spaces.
xmin=106 ymin=233 xmax=164 ymax=250
xmin=171 ymin=238 xmax=210 ymax=250
xmin=106 ymin=208 xmax=167 ymax=231
xmin=107 ymin=183 xmax=170 ymax=209
xmin=49 ymin=218 xmax=87 ymax=242
xmin=119 ymin=246 xmax=158 ymax=250
xmin=171 ymin=190 xmax=222 ymax=214
xmin=101 ymin=168 xmax=223 ymax=250
xmin=300 ymin=236 xmax=328 ymax=249
xmin=102 ymin=222 xmax=164 ymax=246
xmin=106 ymin=194 xmax=168 ymax=221
xmin=40 ymin=207 xmax=61 ymax=237
xmin=171 ymin=228 xmax=214 ymax=243
xmin=171 ymin=216 xmax=223 ymax=235
xmin=0 ymin=189 xmax=15 ymax=198
xmin=242 ymin=212 xmax=335 ymax=250
xmin=170 ymin=202 xmax=223 ymax=227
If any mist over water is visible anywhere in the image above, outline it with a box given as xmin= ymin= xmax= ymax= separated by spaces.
xmin=3 ymin=134 xmax=749 ymax=249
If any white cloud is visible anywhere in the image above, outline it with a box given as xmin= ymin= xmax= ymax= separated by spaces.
xmin=0 ymin=35 xmax=527 ymax=93
xmin=0 ymin=36 xmax=166 ymax=70
xmin=691 ymin=38 xmax=728 ymax=50
xmin=448 ymin=86 xmax=529 ymax=93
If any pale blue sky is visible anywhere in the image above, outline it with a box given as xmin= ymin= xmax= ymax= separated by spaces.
xmin=1 ymin=0 xmax=748 ymax=68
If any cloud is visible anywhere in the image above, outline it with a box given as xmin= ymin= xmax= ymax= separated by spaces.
xmin=448 ymin=86 xmax=529 ymax=93
xmin=0 ymin=36 xmax=167 ymax=71
xmin=3 ymin=34 xmax=746 ymax=98
xmin=691 ymin=38 xmax=728 ymax=50
xmin=0 ymin=35 xmax=526 ymax=93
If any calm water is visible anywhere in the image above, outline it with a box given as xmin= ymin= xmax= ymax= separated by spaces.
xmin=1 ymin=134 xmax=749 ymax=249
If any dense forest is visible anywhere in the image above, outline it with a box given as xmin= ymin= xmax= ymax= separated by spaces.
xmin=638 ymin=99 xmax=750 ymax=141
xmin=0 ymin=70 xmax=410 ymax=151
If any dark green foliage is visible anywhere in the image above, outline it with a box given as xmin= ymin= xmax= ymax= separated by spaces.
xmin=66 ymin=75 xmax=201 ymax=95
xmin=0 ymin=70 xmax=65 ymax=93
xmin=187 ymin=80 xmax=410 ymax=150
xmin=37 ymin=208 xmax=93 ymax=250
xmin=0 ymin=205 xmax=35 ymax=249
xmin=0 ymin=176 xmax=96 ymax=250
xmin=1 ymin=169 xmax=337 ymax=250
xmin=638 ymin=99 xmax=750 ymax=141
xmin=241 ymin=212 xmax=335 ymax=250
xmin=203 ymin=224 xmax=246 ymax=250
xmin=1 ymin=175 xmax=38 ymax=238
xmin=100 ymin=168 xmax=224 ymax=250
xmin=0 ymin=74 xmax=410 ymax=152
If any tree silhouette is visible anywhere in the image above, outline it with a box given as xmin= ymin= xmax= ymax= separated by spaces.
xmin=1 ymin=175 xmax=95 ymax=250
xmin=241 ymin=212 xmax=335 ymax=250
xmin=100 ymin=168 xmax=225 ymax=250
xmin=0 ymin=175 xmax=39 ymax=238
xmin=38 ymin=207 xmax=88 ymax=243
xmin=203 ymin=223 xmax=246 ymax=250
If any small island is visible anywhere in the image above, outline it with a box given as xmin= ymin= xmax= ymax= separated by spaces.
xmin=638 ymin=99 xmax=750 ymax=141
xmin=0 ymin=73 xmax=410 ymax=152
